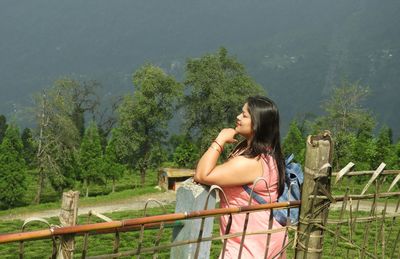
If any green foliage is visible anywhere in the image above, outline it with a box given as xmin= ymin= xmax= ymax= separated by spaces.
xmin=315 ymin=80 xmax=375 ymax=135
xmin=171 ymin=135 xmax=200 ymax=168
xmin=352 ymin=125 xmax=377 ymax=171
xmin=72 ymin=106 xmax=85 ymax=138
xmin=313 ymin=81 xmax=377 ymax=169
xmin=0 ymin=114 xmax=7 ymax=144
xmin=103 ymin=129 xmax=126 ymax=192
xmin=0 ymin=169 xmax=161 ymax=216
xmin=97 ymin=126 xmax=108 ymax=152
xmin=282 ymin=121 xmax=305 ymax=164
xmin=0 ymin=51 xmax=397 ymax=209
xmin=0 ymin=125 xmax=27 ymax=208
xmin=333 ymin=131 xmax=357 ymax=169
xmin=115 ymin=64 xmax=183 ymax=185
xmin=183 ymin=47 xmax=264 ymax=150
xmin=374 ymin=125 xmax=397 ymax=168
xmin=33 ymin=80 xmax=81 ymax=195
xmin=56 ymin=79 xmax=100 ymax=139
xmin=394 ymin=140 xmax=400 ymax=170
xmin=79 ymin=121 xmax=105 ymax=197
xmin=21 ymin=128 xmax=37 ymax=168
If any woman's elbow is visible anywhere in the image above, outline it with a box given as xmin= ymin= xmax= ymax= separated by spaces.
xmin=193 ymin=173 xmax=203 ymax=183
xmin=194 ymin=170 xmax=208 ymax=184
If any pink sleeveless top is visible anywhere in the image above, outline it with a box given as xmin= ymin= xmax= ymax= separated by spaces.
xmin=219 ymin=154 xmax=287 ymax=259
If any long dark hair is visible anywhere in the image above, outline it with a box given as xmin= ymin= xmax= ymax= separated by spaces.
xmin=232 ymin=96 xmax=285 ymax=196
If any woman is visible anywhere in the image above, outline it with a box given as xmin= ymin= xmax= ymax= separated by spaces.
xmin=194 ymin=96 xmax=287 ymax=258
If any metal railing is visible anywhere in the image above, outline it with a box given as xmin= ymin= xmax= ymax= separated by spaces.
xmin=0 ymin=200 xmax=301 ymax=258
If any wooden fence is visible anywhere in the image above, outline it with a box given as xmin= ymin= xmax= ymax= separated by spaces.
xmin=0 ymin=132 xmax=399 ymax=258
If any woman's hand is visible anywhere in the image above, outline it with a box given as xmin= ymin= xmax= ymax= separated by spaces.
xmin=215 ymin=128 xmax=238 ymax=146
xmin=194 ymin=128 xmax=237 ymax=184
xmin=195 ymin=127 xmax=262 ymax=186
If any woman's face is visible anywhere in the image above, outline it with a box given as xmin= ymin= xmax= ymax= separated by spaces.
xmin=235 ymin=103 xmax=253 ymax=138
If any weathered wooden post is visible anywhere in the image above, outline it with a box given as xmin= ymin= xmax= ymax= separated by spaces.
xmin=295 ymin=131 xmax=333 ymax=259
xmin=58 ymin=190 xmax=79 ymax=259
xmin=171 ymin=178 xmax=216 ymax=259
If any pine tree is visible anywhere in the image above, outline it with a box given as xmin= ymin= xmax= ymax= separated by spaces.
xmin=282 ymin=121 xmax=305 ymax=164
xmin=395 ymin=140 xmax=400 ymax=170
xmin=0 ymin=115 xmax=7 ymax=144
xmin=0 ymin=125 xmax=26 ymax=208
xmin=21 ymin=128 xmax=37 ymax=168
xmin=374 ymin=125 xmax=397 ymax=168
xmin=351 ymin=123 xmax=377 ymax=171
xmin=79 ymin=121 xmax=105 ymax=197
xmin=104 ymin=129 xmax=125 ymax=192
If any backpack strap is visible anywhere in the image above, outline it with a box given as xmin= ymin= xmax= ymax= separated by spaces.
xmin=285 ymin=153 xmax=294 ymax=166
xmin=242 ymin=155 xmax=274 ymax=205
xmin=242 ymin=185 xmax=268 ymax=204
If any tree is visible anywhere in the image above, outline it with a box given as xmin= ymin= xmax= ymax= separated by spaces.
xmin=33 ymin=84 xmax=81 ymax=203
xmin=282 ymin=121 xmax=305 ymax=164
xmin=171 ymin=135 xmax=200 ymax=168
xmin=313 ymin=80 xmax=376 ymax=169
xmin=116 ymin=64 xmax=183 ymax=186
xmin=0 ymin=125 xmax=26 ymax=208
xmin=0 ymin=115 xmax=8 ymax=144
xmin=96 ymin=96 xmax=122 ymax=146
xmin=395 ymin=140 xmax=400 ymax=170
xmin=21 ymin=128 xmax=37 ymax=168
xmin=103 ymin=129 xmax=125 ymax=192
xmin=79 ymin=121 xmax=105 ymax=197
xmin=374 ymin=125 xmax=397 ymax=168
xmin=55 ymin=79 xmax=100 ymax=138
xmin=316 ymin=80 xmax=375 ymax=134
xmin=333 ymin=131 xmax=357 ymax=169
xmin=183 ymin=47 xmax=264 ymax=150
xmin=351 ymin=123 xmax=377 ymax=171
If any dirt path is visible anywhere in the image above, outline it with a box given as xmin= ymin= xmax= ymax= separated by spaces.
xmin=1 ymin=191 xmax=398 ymax=222
xmin=329 ymin=200 xmax=398 ymax=213
xmin=1 ymin=191 xmax=177 ymax=221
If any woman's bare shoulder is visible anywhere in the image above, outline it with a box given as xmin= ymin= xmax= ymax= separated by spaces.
xmin=226 ymin=155 xmax=260 ymax=170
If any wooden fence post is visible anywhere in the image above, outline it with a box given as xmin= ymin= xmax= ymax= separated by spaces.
xmin=57 ymin=190 xmax=79 ymax=259
xmin=295 ymin=131 xmax=333 ymax=259
xmin=171 ymin=178 xmax=216 ymax=259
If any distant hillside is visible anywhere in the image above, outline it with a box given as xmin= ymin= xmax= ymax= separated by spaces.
xmin=0 ymin=0 xmax=399 ymax=138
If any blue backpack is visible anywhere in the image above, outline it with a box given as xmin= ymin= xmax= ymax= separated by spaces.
xmin=243 ymin=154 xmax=304 ymax=226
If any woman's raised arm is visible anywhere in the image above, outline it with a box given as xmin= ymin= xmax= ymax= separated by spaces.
xmin=194 ymin=128 xmax=262 ymax=186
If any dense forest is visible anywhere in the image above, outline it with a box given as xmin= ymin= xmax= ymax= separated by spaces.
xmin=0 ymin=49 xmax=399 ymax=209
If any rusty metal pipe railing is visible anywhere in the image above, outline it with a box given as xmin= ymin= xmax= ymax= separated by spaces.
xmin=0 ymin=200 xmax=300 ymax=244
